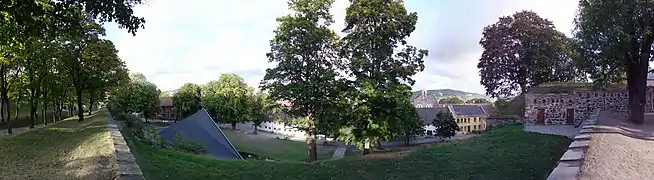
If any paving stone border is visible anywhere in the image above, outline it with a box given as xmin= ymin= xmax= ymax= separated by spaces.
xmin=108 ymin=114 xmax=145 ymax=180
xmin=547 ymin=109 xmax=600 ymax=180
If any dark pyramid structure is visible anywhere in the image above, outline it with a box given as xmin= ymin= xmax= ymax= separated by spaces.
xmin=158 ymin=109 xmax=243 ymax=160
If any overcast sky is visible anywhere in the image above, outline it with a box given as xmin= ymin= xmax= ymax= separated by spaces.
xmin=103 ymin=0 xmax=579 ymax=94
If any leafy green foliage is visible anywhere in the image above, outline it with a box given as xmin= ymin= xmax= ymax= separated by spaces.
xmin=261 ymin=0 xmax=341 ymax=161
xmin=388 ymin=101 xmax=424 ymax=146
xmin=202 ymin=74 xmax=252 ymax=129
xmin=478 ymin=10 xmax=584 ymax=98
xmin=433 ymin=111 xmax=460 ymax=139
xmin=337 ymin=0 xmax=428 ymax=153
xmin=110 ymin=80 xmax=160 ymax=120
xmin=465 ymin=98 xmax=490 ymax=104
xmin=172 ymin=83 xmax=202 ymax=119
xmin=250 ymin=91 xmax=277 ymax=133
xmin=173 ymin=133 xmax=206 ymax=155
xmin=574 ymin=0 xmax=653 ymax=124
xmin=438 ymin=97 xmax=464 ymax=104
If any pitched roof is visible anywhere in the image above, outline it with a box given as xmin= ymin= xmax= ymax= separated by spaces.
xmin=416 ymin=107 xmax=449 ymax=125
xmin=450 ymin=105 xmax=487 ymax=117
xmin=160 ymin=97 xmax=173 ymax=107
xmin=158 ymin=109 xmax=243 ymax=160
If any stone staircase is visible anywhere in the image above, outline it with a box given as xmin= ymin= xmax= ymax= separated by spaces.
xmin=547 ymin=110 xmax=599 ymax=180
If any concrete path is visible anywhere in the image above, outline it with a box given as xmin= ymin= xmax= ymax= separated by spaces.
xmin=578 ymin=111 xmax=654 ymax=180
xmin=523 ymin=125 xmax=580 ymax=139
xmin=382 ymin=135 xmax=475 ymax=147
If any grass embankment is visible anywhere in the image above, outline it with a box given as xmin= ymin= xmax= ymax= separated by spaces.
xmin=125 ymin=124 xmax=571 ymax=180
xmin=222 ymin=130 xmax=333 ymax=161
xmin=0 ymin=110 xmax=116 ymax=180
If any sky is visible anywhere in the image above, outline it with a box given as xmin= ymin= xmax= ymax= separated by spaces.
xmin=103 ymin=0 xmax=579 ymax=94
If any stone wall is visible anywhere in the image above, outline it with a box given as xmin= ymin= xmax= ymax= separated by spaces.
xmin=524 ymin=87 xmax=654 ymax=125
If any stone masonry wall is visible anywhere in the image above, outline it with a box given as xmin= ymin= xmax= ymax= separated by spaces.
xmin=525 ymin=87 xmax=654 ymax=125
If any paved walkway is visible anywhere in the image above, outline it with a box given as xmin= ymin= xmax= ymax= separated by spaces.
xmin=523 ymin=125 xmax=580 ymax=139
xmin=579 ymin=111 xmax=654 ymax=180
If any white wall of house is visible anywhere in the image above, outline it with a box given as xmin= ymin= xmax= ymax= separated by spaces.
xmin=259 ymin=121 xmax=306 ymax=137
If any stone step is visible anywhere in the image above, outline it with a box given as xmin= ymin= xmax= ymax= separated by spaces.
xmin=569 ymin=140 xmax=590 ymax=149
xmin=547 ymin=161 xmax=581 ymax=180
xmin=579 ymin=129 xmax=597 ymax=134
xmin=560 ymin=149 xmax=584 ymax=161
xmin=574 ymin=134 xmax=591 ymax=140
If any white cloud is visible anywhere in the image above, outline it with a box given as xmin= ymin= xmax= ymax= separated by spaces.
xmin=104 ymin=0 xmax=579 ymax=94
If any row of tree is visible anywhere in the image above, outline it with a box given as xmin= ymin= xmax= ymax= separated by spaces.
xmin=0 ymin=0 xmax=145 ymax=134
xmin=478 ymin=1 xmax=654 ymax=124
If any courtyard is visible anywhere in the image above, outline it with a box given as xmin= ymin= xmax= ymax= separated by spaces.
xmin=123 ymin=124 xmax=571 ymax=180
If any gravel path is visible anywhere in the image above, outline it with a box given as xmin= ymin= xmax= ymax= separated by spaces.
xmin=579 ymin=111 xmax=654 ymax=180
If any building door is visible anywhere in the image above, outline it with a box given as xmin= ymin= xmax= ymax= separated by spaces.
xmin=536 ymin=109 xmax=545 ymax=124
xmin=566 ymin=109 xmax=575 ymax=125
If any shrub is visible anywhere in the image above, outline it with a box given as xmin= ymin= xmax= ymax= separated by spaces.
xmin=173 ymin=134 xmax=206 ymax=154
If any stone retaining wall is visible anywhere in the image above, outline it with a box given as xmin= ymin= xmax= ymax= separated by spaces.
xmin=547 ymin=110 xmax=600 ymax=180
xmin=525 ymin=87 xmax=654 ymax=125
xmin=108 ymin=114 xmax=145 ymax=180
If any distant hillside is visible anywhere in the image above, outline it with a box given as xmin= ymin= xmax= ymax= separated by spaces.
xmin=411 ymin=89 xmax=491 ymax=102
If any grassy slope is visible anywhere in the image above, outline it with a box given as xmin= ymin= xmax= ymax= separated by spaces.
xmin=222 ymin=130 xmax=333 ymax=161
xmin=126 ymin=125 xmax=571 ymax=180
xmin=0 ymin=110 xmax=116 ymax=180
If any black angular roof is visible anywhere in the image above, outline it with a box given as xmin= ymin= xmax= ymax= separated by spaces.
xmin=450 ymin=105 xmax=487 ymax=117
xmin=416 ymin=107 xmax=449 ymax=125
xmin=158 ymin=109 xmax=243 ymax=160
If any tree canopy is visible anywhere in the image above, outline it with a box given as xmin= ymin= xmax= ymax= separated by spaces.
xmin=433 ymin=111 xmax=460 ymax=139
xmin=465 ymin=98 xmax=490 ymax=104
xmin=574 ymin=0 xmax=654 ymax=124
xmin=203 ymin=74 xmax=253 ymax=130
xmin=439 ymin=97 xmax=464 ymax=104
xmin=478 ymin=10 xmax=584 ymax=98
xmin=172 ymin=83 xmax=202 ymax=119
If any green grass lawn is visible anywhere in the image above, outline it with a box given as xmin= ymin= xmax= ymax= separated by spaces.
xmin=222 ymin=129 xmax=334 ymax=161
xmin=124 ymin=124 xmax=571 ymax=180
xmin=0 ymin=110 xmax=116 ymax=180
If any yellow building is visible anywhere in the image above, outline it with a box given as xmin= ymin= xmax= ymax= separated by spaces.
xmin=449 ymin=105 xmax=490 ymax=134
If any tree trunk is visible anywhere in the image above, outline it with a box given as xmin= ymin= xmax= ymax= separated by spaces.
xmin=1 ymin=65 xmax=11 ymax=134
xmin=253 ymin=125 xmax=258 ymax=135
xmin=29 ymin=85 xmax=37 ymax=129
xmin=405 ymin=134 xmax=410 ymax=146
xmin=43 ymin=90 xmax=48 ymax=125
xmin=307 ymin=125 xmax=317 ymax=162
xmin=88 ymin=92 xmax=94 ymax=115
xmin=232 ymin=122 xmax=236 ymax=130
xmin=362 ymin=138 xmax=371 ymax=155
xmin=76 ymin=87 xmax=84 ymax=122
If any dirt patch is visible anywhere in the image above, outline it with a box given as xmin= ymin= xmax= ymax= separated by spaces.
xmin=362 ymin=150 xmax=413 ymax=159
xmin=580 ymin=112 xmax=654 ymax=180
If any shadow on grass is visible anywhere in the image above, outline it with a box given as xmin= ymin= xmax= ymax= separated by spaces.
xmin=0 ymin=110 xmax=116 ymax=180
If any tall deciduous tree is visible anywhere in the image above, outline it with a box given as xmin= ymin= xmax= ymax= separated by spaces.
xmin=203 ymin=74 xmax=252 ymax=130
xmin=110 ymin=80 xmax=160 ymax=121
xmin=172 ymin=83 xmax=202 ymax=119
xmin=478 ymin=11 xmax=584 ymax=98
xmin=389 ymin=100 xmax=424 ymax=146
xmin=339 ymin=0 xmax=428 ymax=154
xmin=574 ymin=0 xmax=653 ymax=124
xmin=261 ymin=0 xmax=341 ymax=162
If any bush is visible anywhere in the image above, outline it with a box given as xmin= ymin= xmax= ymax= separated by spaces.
xmin=173 ymin=133 xmax=206 ymax=154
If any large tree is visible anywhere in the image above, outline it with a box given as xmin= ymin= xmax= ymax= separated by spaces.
xmin=339 ymin=0 xmax=428 ymax=154
xmin=261 ymin=0 xmax=342 ymax=162
xmin=574 ymin=0 xmax=653 ymax=124
xmin=203 ymin=74 xmax=252 ymax=130
xmin=172 ymin=83 xmax=202 ymax=119
xmin=110 ymin=80 xmax=160 ymax=122
xmin=388 ymin=100 xmax=424 ymax=146
xmin=478 ymin=11 xmax=584 ymax=98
